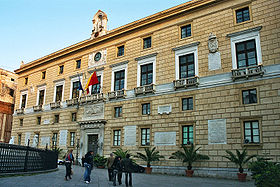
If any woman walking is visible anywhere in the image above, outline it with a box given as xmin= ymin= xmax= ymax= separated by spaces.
xmin=64 ymin=149 xmax=74 ymax=181
xmin=83 ymin=151 xmax=94 ymax=184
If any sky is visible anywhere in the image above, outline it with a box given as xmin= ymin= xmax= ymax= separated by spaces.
xmin=0 ymin=0 xmax=189 ymax=72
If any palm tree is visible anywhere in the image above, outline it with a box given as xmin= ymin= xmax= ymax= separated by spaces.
xmin=169 ymin=144 xmax=209 ymax=170
xmin=223 ymin=149 xmax=257 ymax=173
xmin=113 ymin=148 xmax=130 ymax=159
xmin=134 ymin=147 xmax=164 ymax=168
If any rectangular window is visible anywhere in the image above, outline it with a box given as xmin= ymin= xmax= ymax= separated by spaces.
xmin=19 ymin=119 xmax=23 ymax=126
xmin=182 ymin=97 xmax=193 ymax=111
xmin=114 ymin=70 xmax=125 ymax=91
xmin=242 ymin=89 xmax=257 ymax=104
xmin=117 ymin=45 xmax=125 ymax=57
xmin=37 ymin=116 xmax=41 ymax=125
xmin=38 ymin=90 xmax=45 ymax=105
xmin=140 ymin=63 xmax=153 ymax=86
xmin=236 ymin=7 xmax=250 ymax=23
xmin=179 ymin=53 xmax=195 ymax=79
xmin=55 ymin=85 xmax=63 ymax=102
xmin=72 ymin=81 xmax=79 ymax=98
xmin=34 ymin=133 xmax=39 ymax=147
xmin=141 ymin=128 xmax=150 ymax=146
xmin=21 ymin=94 xmax=27 ymax=108
xmin=76 ymin=60 xmax=81 ymax=69
xmin=70 ymin=132 xmax=75 ymax=146
xmin=182 ymin=125 xmax=194 ymax=145
xmin=42 ymin=71 xmax=46 ymax=79
xmin=18 ymin=134 xmax=21 ymax=145
xmin=236 ymin=39 xmax=257 ymax=68
xmin=244 ymin=121 xmax=260 ymax=143
xmin=181 ymin=24 xmax=191 ymax=39
xmin=59 ymin=65 xmax=64 ymax=74
xmin=91 ymin=76 xmax=101 ymax=94
xmin=52 ymin=133 xmax=58 ymax=147
xmin=114 ymin=107 xmax=122 ymax=118
xmin=142 ymin=103 xmax=150 ymax=115
xmin=143 ymin=36 xmax=152 ymax=49
xmin=24 ymin=77 xmax=28 ymax=85
xmin=113 ymin=130 xmax=121 ymax=146
xmin=71 ymin=112 xmax=77 ymax=122
xmin=54 ymin=114 xmax=59 ymax=123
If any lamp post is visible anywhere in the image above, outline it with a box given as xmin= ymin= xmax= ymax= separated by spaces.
xmin=76 ymin=139 xmax=80 ymax=165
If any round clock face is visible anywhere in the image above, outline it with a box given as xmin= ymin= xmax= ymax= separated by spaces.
xmin=94 ymin=52 xmax=102 ymax=62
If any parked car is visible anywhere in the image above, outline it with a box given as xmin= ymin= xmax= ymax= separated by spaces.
xmin=57 ymin=159 xmax=65 ymax=165
xmin=131 ymin=162 xmax=145 ymax=173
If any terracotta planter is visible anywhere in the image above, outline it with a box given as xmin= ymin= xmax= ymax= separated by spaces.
xmin=237 ymin=173 xmax=247 ymax=182
xmin=145 ymin=167 xmax=152 ymax=174
xmin=185 ymin=169 xmax=194 ymax=177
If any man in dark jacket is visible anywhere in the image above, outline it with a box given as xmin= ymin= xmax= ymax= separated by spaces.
xmin=107 ymin=153 xmax=115 ymax=181
xmin=111 ymin=156 xmax=122 ymax=186
xmin=122 ymin=154 xmax=133 ymax=187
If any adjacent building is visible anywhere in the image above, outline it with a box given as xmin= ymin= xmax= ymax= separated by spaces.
xmin=11 ymin=0 xmax=280 ymax=178
xmin=0 ymin=68 xmax=17 ymax=143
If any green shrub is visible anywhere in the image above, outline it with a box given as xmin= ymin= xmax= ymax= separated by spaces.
xmin=113 ymin=148 xmax=130 ymax=159
xmin=93 ymin=154 xmax=107 ymax=167
xmin=249 ymin=158 xmax=280 ymax=187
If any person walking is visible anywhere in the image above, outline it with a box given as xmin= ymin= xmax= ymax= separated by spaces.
xmin=122 ymin=154 xmax=133 ymax=187
xmin=83 ymin=151 xmax=94 ymax=184
xmin=111 ymin=156 xmax=123 ymax=186
xmin=107 ymin=153 xmax=115 ymax=181
xmin=64 ymin=149 xmax=74 ymax=181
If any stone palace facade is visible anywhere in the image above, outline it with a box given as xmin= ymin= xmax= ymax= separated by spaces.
xmin=11 ymin=0 xmax=280 ymax=178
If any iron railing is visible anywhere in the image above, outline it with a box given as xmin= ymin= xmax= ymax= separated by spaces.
xmin=0 ymin=143 xmax=58 ymax=173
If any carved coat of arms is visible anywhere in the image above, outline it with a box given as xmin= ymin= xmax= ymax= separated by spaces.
xmin=208 ymin=33 xmax=218 ymax=53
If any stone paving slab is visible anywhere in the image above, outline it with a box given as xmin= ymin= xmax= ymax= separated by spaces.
xmin=0 ymin=165 xmax=255 ymax=187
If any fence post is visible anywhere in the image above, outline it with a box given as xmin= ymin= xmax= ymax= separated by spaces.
xmin=23 ymin=139 xmax=30 ymax=172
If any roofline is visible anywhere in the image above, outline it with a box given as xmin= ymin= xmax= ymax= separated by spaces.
xmin=15 ymin=0 xmax=217 ymax=74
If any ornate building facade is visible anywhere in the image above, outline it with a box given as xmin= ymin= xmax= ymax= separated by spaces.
xmin=11 ymin=0 xmax=280 ymax=178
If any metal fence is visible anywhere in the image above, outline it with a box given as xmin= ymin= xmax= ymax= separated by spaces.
xmin=0 ymin=143 xmax=58 ymax=173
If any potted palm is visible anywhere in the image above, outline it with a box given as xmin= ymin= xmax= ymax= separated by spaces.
xmin=169 ymin=144 xmax=209 ymax=177
xmin=93 ymin=154 xmax=107 ymax=169
xmin=134 ymin=147 xmax=164 ymax=174
xmin=223 ymin=149 xmax=257 ymax=182
xmin=113 ymin=148 xmax=130 ymax=159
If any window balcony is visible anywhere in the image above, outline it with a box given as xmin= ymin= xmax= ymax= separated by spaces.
xmin=232 ymin=65 xmax=264 ymax=81
xmin=173 ymin=76 xmax=199 ymax=90
xmin=16 ymin=108 xmax=24 ymax=114
xmin=134 ymin=84 xmax=155 ymax=96
xmin=108 ymin=90 xmax=125 ymax=100
xmin=33 ymin=105 xmax=42 ymax=112
xmin=80 ymin=93 xmax=104 ymax=103
xmin=66 ymin=98 xmax=79 ymax=106
xmin=50 ymin=101 xmax=61 ymax=109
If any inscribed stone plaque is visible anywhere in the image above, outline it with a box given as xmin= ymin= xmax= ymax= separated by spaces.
xmin=208 ymin=119 xmax=227 ymax=144
xmin=43 ymin=119 xmax=50 ymax=125
xmin=25 ymin=132 xmax=31 ymax=146
xmin=158 ymin=105 xmax=172 ymax=114
xmin=208 ymin=52 xmax=221 ymax=70
xmin=154 ymin=132 xmax=176 ymax=146
xmin=83 ymin=103 xmax=104 ymax=121
xmin=59 ymin=130 xmax=68 ymax=146
xmin=124 ymin=126 xmax=136 ymax=146
xmin=41 ymin=136 xmax=50 ymax=146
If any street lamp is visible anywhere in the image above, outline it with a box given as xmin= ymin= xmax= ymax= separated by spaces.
xmin=76 ymin=139 xmax=80 ymax=165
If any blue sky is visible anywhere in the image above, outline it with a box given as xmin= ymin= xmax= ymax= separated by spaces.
xmin=0 ymin=0 xmax=189 ymax=72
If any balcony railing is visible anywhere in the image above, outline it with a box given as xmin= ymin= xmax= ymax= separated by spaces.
xmin=16 ymin=108 xmax=24 ymax=114
xmin=33 ymin=105 xmax=42 ymax=112
xmin=80 ymin=93 xmax=104 ymax=103
xmin=173 ymin=76 xmax=199 ymax=90
xmin=232 ymin=65 xmax=264 ymax=81
xmin=108 ymin=90 xmax=125 ymax=100
xmin=66 ymin=98 xmax=78 ymax=106
xmin=50 ymin=101 xmax=61 ymax=109
xmin=134 ymin=84 xmax=155 ymax=96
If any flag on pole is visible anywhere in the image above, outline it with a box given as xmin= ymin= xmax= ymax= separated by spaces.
xmin=84 ymin=71 xmax=99 ymax=94
xmin=78 ymin=76 xmax=84 ymax=93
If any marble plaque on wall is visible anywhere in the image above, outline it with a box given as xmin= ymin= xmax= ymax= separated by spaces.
xmin=25 ymin=132 xmax=31 ymax=146
xmin=154 ymin=132 xmax=176 ymax=146
xmin=208 ymin=52 xmax=221 ymax=71
xmin=83 ymin=103 xmax=104 ymax=121
xmin=43 ymin=119 xmax=50 ymax=125
xmin=41 ymin=136 xmax=50 ymax=146
xmin=158 ymin=105 xmax=172 ymax=114
xmin=208 ymin=119 xmax=227 ymax=144
xmin=124 ymin=126 xmax=136 ymax=146
xmin=59 ymin=130 xmax=68 ymax=146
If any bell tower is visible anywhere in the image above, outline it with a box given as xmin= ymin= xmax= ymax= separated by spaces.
xmin=90 ymin=10 xmax=108 ymax=39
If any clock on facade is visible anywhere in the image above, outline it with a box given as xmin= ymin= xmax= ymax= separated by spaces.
xmin=94 ymin=52 xmax=102 ymax=62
